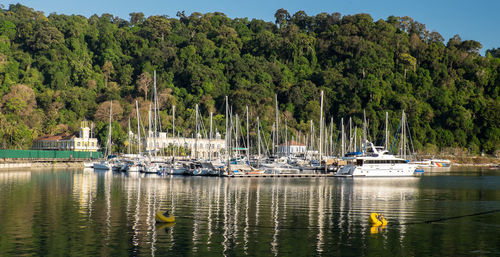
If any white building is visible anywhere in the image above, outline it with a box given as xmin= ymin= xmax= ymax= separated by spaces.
xmin=279 ymin=140 xmax=307 ymax=155
xmin=144 ymin=131 xmax=226 ymax=159
xmin=32 ymin=121 xmax=99 ymax=152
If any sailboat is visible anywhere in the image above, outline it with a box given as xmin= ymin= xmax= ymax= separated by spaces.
xmin=94 ymin=101 xmax=114 ymax=171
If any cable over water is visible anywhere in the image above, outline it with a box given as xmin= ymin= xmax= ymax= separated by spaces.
xmin=399 ymin=209 xmax=500 ymax=226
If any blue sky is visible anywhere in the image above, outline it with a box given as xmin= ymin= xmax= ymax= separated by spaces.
xmin=3 ymin=0 xmax=499 ymax=55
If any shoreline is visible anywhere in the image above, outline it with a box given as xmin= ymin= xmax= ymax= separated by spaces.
xmin=0 ymin=160 xmax=498 ymax=171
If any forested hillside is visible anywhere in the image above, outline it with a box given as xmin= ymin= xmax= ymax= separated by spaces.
xmin=0 ymin=4 xmax=498 ymax=154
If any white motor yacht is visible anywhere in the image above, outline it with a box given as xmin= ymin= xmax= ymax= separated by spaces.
xmin=337 ymin=141 xmax=419 ymax=177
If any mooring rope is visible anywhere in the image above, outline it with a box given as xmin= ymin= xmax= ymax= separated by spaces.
xmin=399 ymin=209 xmax=500 ymax=226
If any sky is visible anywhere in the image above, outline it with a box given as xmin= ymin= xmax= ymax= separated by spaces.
xmin=3 ymin=0 xmax=499 ymax=55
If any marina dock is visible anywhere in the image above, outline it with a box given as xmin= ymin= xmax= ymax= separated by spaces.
xmin=224 ymin=173 xmax=335 ymax=178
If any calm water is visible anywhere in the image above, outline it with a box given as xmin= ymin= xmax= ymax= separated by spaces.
xmin=0 ymin=168 xmax=499 ymax=256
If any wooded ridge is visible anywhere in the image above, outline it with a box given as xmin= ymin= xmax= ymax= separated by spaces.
xmin=0 ymin=4 xmax=498 ymax=155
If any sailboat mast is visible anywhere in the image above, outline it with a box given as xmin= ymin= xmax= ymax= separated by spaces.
xmin=257 ymin=116 xmax=261 ymax=167
xmin=341 ymin=118 xmax=344 ymax=157
xmin=148 ymin=104 xmax=152 ymax=153
xmin=272 ymin=122 xmax=275 ymax=156
xmin=153 ymin=71 xmax=157 ymax=142
xmin=400 ymin=110 xmax=404 ymax=158
xmin=402 ymin=110 xmax=406 ymax=159
xmin=225 ymin=96 xmax=229 ymax=161
xmin=229 ymin=106 xmax=234 ymax=160
xmin=319 ymin=90 xmax=324 ymax=160
xmin=363 ymin=110 xmax=367 ymax=152
xmin=285 ymin=117 xmax=288 ymax=157
xmin=246 ymin=106 xmax=250 ymax=162
xmin=107 ymin=100 xmax=113 ymax=156
xmin=275 ymin=94 xmax=279 ymax=156
xmin=348 ymin=117 xmax=352 ymax=152
xmin=136 ymin=100 xmax=141 ymax=155
xmin=210 ymin=111 xmax=213 ymax=161
xmin=354 ymin=127 xmax=357 ymax=152
xmin=324 ymin=122 xmax=328 ymax=156
xmin=235 ymin=114 xmax=239 ymax=155
xmin=173 ymin=105 xmax=176 ymax=162
xmin=128 ymin=118 xmax=131 ymax=154
xmin=310 ymin=120 xmax=313 ymax=159
xmin=329 ymin=119 xmax=333 ymax=156
xmin=195 ymin=104 xmax=199 ymax=159
xmin=385 ymin=111 xmax=389 ymax=150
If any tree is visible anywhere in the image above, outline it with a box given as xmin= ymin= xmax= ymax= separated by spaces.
xmin=129 ymin=12 xmax=145 ymax=25
xmin=447 ymin=34 xmax=462 ymax=48
xmin=428 ymin=31 xmax=444 ymax=44
xmin=486 ymin=48 xmax=500 ymax=58
xmin=399 ymin=53 xmax=417 ymax=77
xmin=137 ymin=72 xmax=152 ymax=100
xmin=291 ymin=10 xmax=309 ymax=30
xmin=94 ymin=101 xmax=123 ymax=122
xmin=1 ymin=84 xmax=37 ymax=117
xmin=143 ymin=15 xmax=170 ymax=41
xmin=0 ymin=20 xmax=16 ymax=40
xmin=102 ymin=60 xmax=114 ymax=88
xmin=274 ymin=8 xmax=290 ymax=28
xmin=27 ymin=23 xmax=65 ymax=51
xmin=460 ymin=40 xmax=482 ymax=54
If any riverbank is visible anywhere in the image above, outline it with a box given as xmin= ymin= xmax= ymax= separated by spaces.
xmin=0 ymin=156 xmax=498 ymax=171
xmin=446 ymin=156 xmax=500 ymax=166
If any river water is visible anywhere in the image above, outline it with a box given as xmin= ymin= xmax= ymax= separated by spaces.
xmin=0 ymin=167 xmax=499 ymax=256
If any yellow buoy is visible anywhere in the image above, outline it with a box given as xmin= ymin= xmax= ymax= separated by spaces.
xmin=156 ymin=211 xmax=175 ymax=223
xmin=369 ymin=213 xmax=388 ymax=226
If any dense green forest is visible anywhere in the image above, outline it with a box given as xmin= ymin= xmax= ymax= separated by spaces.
xmin=0 ymin=4 xmax=498 ymax=155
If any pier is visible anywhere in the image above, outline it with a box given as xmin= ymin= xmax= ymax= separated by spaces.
xmin=224 ymin=173 xmax=335 ymax=178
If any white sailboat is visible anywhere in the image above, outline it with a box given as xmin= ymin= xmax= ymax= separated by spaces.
xmin=94 ymin=101 xmax=114 ymax=171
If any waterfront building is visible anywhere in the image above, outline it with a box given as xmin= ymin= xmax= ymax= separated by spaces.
xmin=279 ymin=140 xmax=307 ymax=155
xmin=32 ymin=121 xmax=99 ymax=152
xmin=144 ymin=130 xmax=226 ymax=159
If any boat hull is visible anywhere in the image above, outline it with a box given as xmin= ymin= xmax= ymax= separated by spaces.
xmin=93 ymin=162 xmax=111 ymax=171
xmin=431 ymin=161 xmax=451 ymax=168
xmin=337 ymin=163 xmax=417 ymax=177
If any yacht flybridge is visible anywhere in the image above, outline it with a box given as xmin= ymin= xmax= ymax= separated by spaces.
xmin=336 ymin=141 xmax=418 ymax=177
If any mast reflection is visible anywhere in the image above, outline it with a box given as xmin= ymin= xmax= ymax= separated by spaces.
xmin=72 ymin=171 xmax=420 ymax=255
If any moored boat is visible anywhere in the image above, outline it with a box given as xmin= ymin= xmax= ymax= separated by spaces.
xmin=336 ymin=141 xmax=418 ymax=177
xmin=429 ymin=159 xmax=451 ymax=167
xmin=84 ymin=162 xmax=94 ymax=168
xmin=93 ymin=161 xmax=111 ymax=171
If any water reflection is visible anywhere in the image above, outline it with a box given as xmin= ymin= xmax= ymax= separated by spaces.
xmin=72 ymin=169 xmax=97 ymax=218
xmin=0 ymin=171 xmax=31 ymax=185
xmin=0 ymin=172 xmax=421 ymax=255
xmin=1 ymin=170 xmax=499 ymax=256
